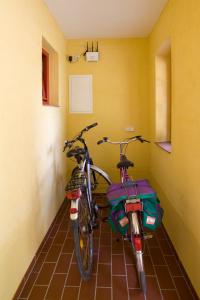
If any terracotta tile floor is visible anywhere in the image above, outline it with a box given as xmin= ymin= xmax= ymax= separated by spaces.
xmin=15 ymin=198 xmax=199 ymax=300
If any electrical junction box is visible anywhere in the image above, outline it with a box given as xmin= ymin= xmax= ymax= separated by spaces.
xmin=86 ymin=52 xmax=99 ymax=62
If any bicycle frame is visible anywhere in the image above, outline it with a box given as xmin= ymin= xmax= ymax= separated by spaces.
xmin=64 ymin=124 xmax=111 ymax=222
xmin=97 ymin=134 xmax=150 ymax=295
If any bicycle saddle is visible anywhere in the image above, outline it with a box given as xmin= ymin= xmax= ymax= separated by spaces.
xmin=67 ymin=147 xmax=86 ymax=158
xmin=117 ymin=155 xmax=134 ymax=169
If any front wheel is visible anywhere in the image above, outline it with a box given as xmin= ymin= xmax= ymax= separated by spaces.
xmin=72 ymin=189 xmax=93 ymax=280
xmin=90 ymin=165 xmax=111 ymax=208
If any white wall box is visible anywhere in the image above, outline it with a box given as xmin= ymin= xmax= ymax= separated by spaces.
xmin=69 ymin=75 xmax=93 ymax=113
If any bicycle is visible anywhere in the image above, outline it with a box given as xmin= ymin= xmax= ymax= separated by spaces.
xmin=97 ymin=135 xmax=151 ymax=296
xmin=63 ymin=123 xmax=112 ymax=280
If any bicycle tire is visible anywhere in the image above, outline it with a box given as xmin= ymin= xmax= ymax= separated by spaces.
xmin=71 ymin=189 xmax=93 ymax=280
xmin=139 ymin=270 xmax=147 ymax=296
xmin=130 ymin=212 xmax=147 ymax=295
xmin=135 ymin=252 xmax=147 ymax=295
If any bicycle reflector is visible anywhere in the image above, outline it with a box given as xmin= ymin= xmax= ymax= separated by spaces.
xmin=125 ymin=202 xmax=143 ymax=213
xmin=134 ymin=237 xmax=142 ymax=251
xmin=65 ymin=189 xmax=81 ymax=200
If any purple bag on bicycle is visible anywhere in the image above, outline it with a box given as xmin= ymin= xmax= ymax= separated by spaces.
xmin=107 ymin=179 xmax=164 ymax=232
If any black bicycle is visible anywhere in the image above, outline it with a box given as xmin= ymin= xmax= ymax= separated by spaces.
xmin=63 ymin=123 xmax=112 ymax=279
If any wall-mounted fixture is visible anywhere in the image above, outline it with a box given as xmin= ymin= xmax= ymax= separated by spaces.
xmin=67 ymin=41 xmax=99 ymax=63
xmin=85 ymin=42 xmax=99 ymax=62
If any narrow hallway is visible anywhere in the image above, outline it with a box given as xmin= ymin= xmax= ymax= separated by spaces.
xmin=14 ymin=198 xmax=198 ymax=300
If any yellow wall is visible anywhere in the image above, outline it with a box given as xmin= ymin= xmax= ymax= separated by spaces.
xmin=0 ymin=1 xmax=67 ymax=299
xmin=66 ymin=39 xmax=150 ymax=182
xmin=149 ymin=0 xmax=200 ymax=295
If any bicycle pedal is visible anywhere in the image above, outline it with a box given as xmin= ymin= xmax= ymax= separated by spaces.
xmin=144 ymin=234 xmax=153 ymax=240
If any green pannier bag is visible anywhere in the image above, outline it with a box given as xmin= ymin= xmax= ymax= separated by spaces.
xmin=142 ymin=197 xmax=164 ymax=231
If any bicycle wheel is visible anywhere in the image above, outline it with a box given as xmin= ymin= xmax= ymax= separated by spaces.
xmin=135 ymin=252 xmax=147 ymax=295
xmin=72 ymin=188 xmax=93 ymax=280
xmin=90 ymin=165 xmax=111 ymax=208
xmin=130 ymin=212 xmax=147 ymax=295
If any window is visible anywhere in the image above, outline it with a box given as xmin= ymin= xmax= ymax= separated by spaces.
xmin=155 ymin=39 xmax=172 ymax=152
xmin=42 ymin=37 xmax=59 ymax=106
xmin=42 ymin=48 xmax=49 ymax=104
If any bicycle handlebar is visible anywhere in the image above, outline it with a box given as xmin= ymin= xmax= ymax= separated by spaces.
xmin=97 ymin=135 xmax=150 ymax=146
xmin=63 ymin=122 xmax=98 ymax=152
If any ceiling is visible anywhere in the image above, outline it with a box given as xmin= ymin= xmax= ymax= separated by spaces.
xmin=44 ymin=0 xmax=168 ymax=39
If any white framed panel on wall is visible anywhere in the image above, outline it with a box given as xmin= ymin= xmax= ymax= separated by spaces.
xmin=69 ymin=75 xmax=93 ymax=113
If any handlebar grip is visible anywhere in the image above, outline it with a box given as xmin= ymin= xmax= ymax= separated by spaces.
xmin=97 ymin=137 xmax=108 ymax=145
xmin=86 ymin=122 xmax=98 ymax=131
xmin=136 ymin=136 xmax=150 ymax=143
xmin=97 ymin=140 xmax=104 ymax=145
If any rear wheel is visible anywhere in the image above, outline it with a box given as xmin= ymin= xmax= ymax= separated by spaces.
xmin=136 ymin=252 xmax=147 ymax=295
xmin=72 ymin=189 xmax=93 ymax=280
xmin=130 ymin=212 xmax=147 ymax=295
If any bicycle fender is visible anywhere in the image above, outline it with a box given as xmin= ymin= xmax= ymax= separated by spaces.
xmin=90 ymin=165 xmax=112 ymax=184
xmin=70 ymin=199 xmax=80 ymax=220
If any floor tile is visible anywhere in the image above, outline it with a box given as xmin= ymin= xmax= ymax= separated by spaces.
xmin=32 ymin=252 xmax=46 ymax=273
xmin=173 ymin=276 xmax=195 ymax=300
xmin=96 ymin=287 xmax=111 ymax=300
xmin=99 ymin=246 xmax=111 ymax=264
xmin=50 ymin=225 xmax=59 ymax=238
xmin=62 ymin=238 xmax=74 ymax=253
xmin=41 ymin=238 xmax=53 ymax=253
xmin=19 ymin=273 xmax=38 ymax=298
xmin=28 ymin=286 xmax=48 ymax=300
xmin=55 ymin=253 xmax=72 ymax=273
xmin=59 ymin=220 xmax=69 ymax=231
xmin=124 ymin=245 xmax=135 ymax=264
xmin=126 ymin=265 xmax=139 ymax=289
xmin=79 ymin=274 xmax=96 ymax=300
xmin=112 ymin=254 xmax=126 ymax=275
xmin=112 ymin=239 xmax=123 ymax=254
xmin=142 ymin=255 xmax=154 ymax=276
xmin=62 ymin=286 xmax=79 ymax=300
xmin=45 ymin=273 xmax=66 ymax=299
xmin=35 ymin=263 xmax=55 ymax=285
xmin=161 ymin=290 xmax=179 ymax=300
xmin=146 ymin=234 xmax=159 ymax=248
xmin=112 ymin=275 xmax=128 ymax=300
xmin=158 ymin=239 xmax=173 ymax=255
xmin=66 ymin=263 xmax=81 ymax=286
xmin=164 ymin=256 xmax=182 ymax=276
xmin=93 ymin=238 xmax=100 ymax=253
xmin=92 ymin=254 xmax=98 ymax=274
xmin=53 ymin=231 xmax=67 ymax=245
xmin=45 ymin=244 xmax=62 ymax=262
xmin=146 ymin=276 xmax=162 ymax=300
xmin=155 ymin=266 xmax=175 ymax=289
xmin=129 ymin=289 xmax=145 ymax=300
xmin=97 ymin=264 xmax=111 ymax=287
xmin=149 ymin=247 xmax=166 ymax=265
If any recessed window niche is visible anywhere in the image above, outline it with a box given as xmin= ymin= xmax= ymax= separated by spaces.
xmin=42 ymin=37 xmax=59 ymax=106
xmin=155 ymin=39 xmax=172 ymax=152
